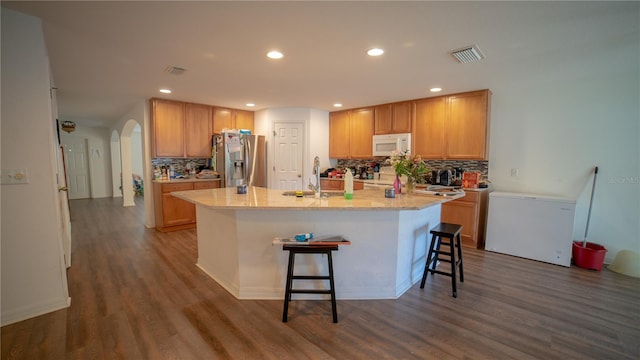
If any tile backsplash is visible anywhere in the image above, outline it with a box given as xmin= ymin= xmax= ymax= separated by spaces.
xmin=152 ymin=158 xmax=210 ymax=176
xmin=337 ymin=158 xmax=489 ymax=180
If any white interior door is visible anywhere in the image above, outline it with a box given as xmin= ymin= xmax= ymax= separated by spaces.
xmin=64 ymin=138 xmax=90 ymax=199
xmin=273 ymin=122 xmax=304 ymax=190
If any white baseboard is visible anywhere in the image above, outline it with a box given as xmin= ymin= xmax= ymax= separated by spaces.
xmin=1 ymin=296 xmax=71 ymax=326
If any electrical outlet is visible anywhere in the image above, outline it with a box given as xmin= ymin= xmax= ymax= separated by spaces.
xmin=2 ymin=168 xmax=29 ymax=185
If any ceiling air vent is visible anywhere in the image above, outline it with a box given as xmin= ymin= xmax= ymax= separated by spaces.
xmin=450 ymin=45 xmax=485 ymax=64
xmin=165 ymin=66 xmax=186 ymax=75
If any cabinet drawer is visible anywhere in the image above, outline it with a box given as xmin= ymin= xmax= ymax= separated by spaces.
xmin=459 ymin=190 xmax=480 ymax=203
xmin=194 ymin=181 xmax=220 ymax=190
xmin=320 ymin=179 xmax=343 ymax=190
xmin=161 ymin=182 xmax=194 ymax=193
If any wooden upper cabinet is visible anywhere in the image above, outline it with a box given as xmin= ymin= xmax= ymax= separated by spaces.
xmin=391 ymin=101 xmax=412 ymax=133
xmin=349 ymin=108 xmax=374 ymax=158
xmin=413 ymin=96 xmax=446 ymax=159
xmin=445 ymin=90 xmax=491 ymax=160
xmin=153 ymin=99 xmax=254 ymax=159
xmin=212 ymin=108 xmax=234 ymax=133
xmin=212 ymin=108 xmax=254 ymax=134
xmin=374 ymin=104 xmax=393 ymax=134
xmin=374 ymin=101 xmax=412 ymax=134
xmin=185 ymin=103 xmax=212 ymax=158
xmin=152 ymin=99 xmax=185 ymax=158
xmin=234 ymin=109 xmax=254 ymax=133
xmin=329 ymin=110 xmax=350 ymax=158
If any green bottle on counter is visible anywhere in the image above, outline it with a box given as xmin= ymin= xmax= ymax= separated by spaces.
xmin=344 ymin=169 xmax=353 ymax=200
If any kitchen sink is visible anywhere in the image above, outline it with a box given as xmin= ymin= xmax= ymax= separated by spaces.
xmin=414 ymin=186 xmax=465 ymax=196
xmin=281 ymin=190 xmax=344 ymax=198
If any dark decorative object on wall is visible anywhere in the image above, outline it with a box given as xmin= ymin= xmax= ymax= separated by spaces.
xmin=60 ymin=120 xmax=76 ymax=133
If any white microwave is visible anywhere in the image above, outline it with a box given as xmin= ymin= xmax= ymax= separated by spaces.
xmin=372 ymin=133 xmax=411 ymax=157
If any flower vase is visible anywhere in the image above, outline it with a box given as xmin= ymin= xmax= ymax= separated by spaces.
xmin=406 ymin=176 xmax=415 ymax=193
xmin=393 ymin=174 xmax=402 ymax=194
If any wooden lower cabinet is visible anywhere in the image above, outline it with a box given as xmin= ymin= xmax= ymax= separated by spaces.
xmin=154 ymin=180 xmax=220 ymax=232
xmin=320 ymin=178 xmax=364 ymax=191
xmin=440 ymin=190 xmax=489 ymax=249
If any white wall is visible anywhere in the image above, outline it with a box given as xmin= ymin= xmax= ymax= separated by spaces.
xmin=485 ymin=15 xmax=639 ymax=262
xmin=1 ymin=8 xmax=70 ymax=325
xmin=131 ymin=125 xmax=143 ymax=176
xmin=60 ymin=126 xmax=113 ymax=198
xmin=110 ymin=101 xmax=153 ymax=225
xmin=110 ymin=130 xmax=122 ymax=197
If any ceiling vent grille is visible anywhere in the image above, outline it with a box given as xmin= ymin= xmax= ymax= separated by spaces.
xmin=450 ymin=45 xmax=485 ymax=64
xmin=165 ymin=66 xmax=186 ymax=75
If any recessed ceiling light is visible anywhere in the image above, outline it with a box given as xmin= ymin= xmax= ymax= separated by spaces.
xmin=246 ymin=103 xmax=255 ymax=107
xmin=367 ymin=48 xmax=384 ymax=56
xmin=267 ymin=50 xmax=283 ymax=59
xmin=333 ymin=103 xmax=343 ymax=108
xmin=430 ymin=87 xmax=442 ymax=92
xmin=159 ymin=88 xmax=172 ymax=94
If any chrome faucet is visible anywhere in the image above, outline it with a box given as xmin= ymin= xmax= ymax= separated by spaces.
xmin=308 ymin=156 xmax=321 ymax=196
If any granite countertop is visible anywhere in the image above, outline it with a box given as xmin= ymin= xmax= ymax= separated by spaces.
xmin=170 ymin=186 xmax=462 ymax=211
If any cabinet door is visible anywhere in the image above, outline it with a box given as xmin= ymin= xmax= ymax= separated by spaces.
xmin=441 ymin=200 xmax=478 ymax=248
xmin=446 ymin=90 xmax=490 ymax=160
xmin=391 ymin=101 xmax=412 ymax=133
xmin=413 ymin=97 xmax=445 ymax=159
xmin=349 ymin=108 xmax=374 ymax=159
xmin=329 ymin=110 xmax=350 ymax=158
xmin=160 ymin=183 xmax=195 ymax=227
xmin=185 ymin=103 xmax=212 ymax=158
xmin=374 ymin=104 xmax=393 ymax=134
xmin=212 ymin=108 xmax=234 ymax=134
xmin=234 ymin=110 xmax=254 ymax=133
xmin=153 ymin=99 xmax=185 ymax=157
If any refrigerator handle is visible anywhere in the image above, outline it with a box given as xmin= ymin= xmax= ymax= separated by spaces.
xmin=244 ymin=136 xmax=254 ymax=186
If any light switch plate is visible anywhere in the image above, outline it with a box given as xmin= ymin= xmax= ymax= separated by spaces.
xmin=2 ymin=168 xmax=29 ymax=185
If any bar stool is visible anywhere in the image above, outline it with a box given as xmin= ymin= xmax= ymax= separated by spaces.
xmin=282 ymin=244 xmax=339 ymax=323
xmin=420 ymin=223 xmax=464 ymax=297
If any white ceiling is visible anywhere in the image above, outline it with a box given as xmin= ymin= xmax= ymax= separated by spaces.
xmin=3 ymin=1 xmax=637 ymax=128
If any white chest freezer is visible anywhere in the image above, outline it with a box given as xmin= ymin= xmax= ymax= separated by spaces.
xmin=485 ymin=192 xmax=576 ymax=266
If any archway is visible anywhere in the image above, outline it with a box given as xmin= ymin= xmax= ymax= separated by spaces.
xmin=120 ymin=119 xmax=141 ymax=207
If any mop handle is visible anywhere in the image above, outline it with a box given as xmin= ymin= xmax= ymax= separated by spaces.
xmin=583 ymin=166 xmax=598 ymax=245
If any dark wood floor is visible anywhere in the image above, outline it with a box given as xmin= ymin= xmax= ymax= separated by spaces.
xmin=2 ymin=197 xmax=639 ymax=359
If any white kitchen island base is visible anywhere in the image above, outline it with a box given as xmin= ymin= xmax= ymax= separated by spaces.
xmin=194 ymin=205 xmax=441 ymax=300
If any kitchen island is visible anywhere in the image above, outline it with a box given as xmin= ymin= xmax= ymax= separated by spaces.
xmin=171 ymin=187 xmax=462 ymax=300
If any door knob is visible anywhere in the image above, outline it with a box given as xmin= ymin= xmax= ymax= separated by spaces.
xmin=58 ymin=186 xmax=68 ymax=192
xmin=297 ymin=174 xmax=302 ymax=178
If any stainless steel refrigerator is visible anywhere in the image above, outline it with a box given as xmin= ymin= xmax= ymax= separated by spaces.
xmin=213 ymin=132 xmax=267 ymax=188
